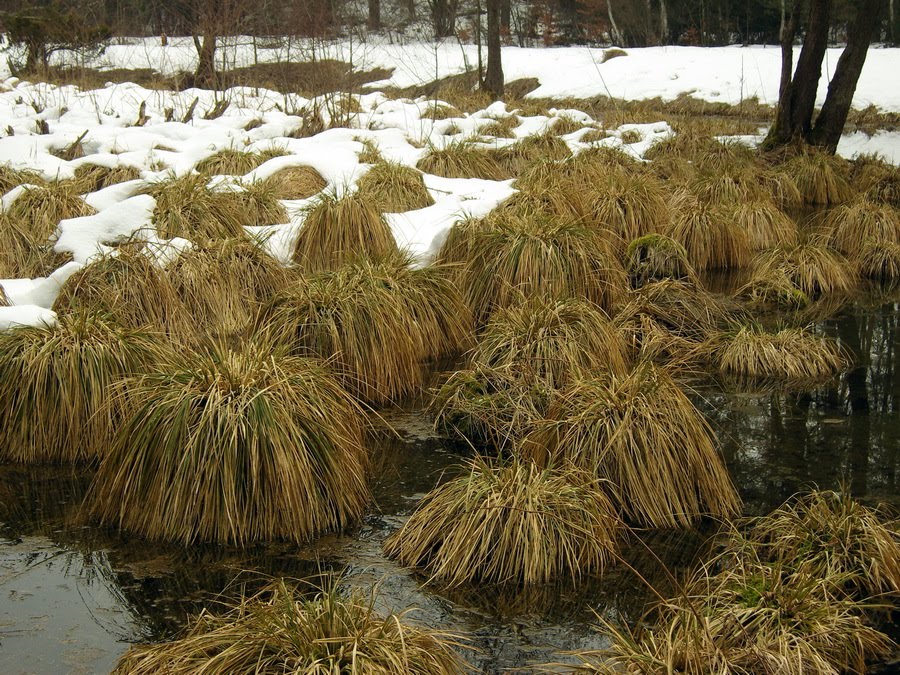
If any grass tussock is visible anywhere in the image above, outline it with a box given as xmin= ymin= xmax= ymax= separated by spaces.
xmin=460 ymin=214 xmax=627 ymax=324
xmin=0 ymin=164 xmax=45 ymax=193
xmin=859 ymin=240 xmax=900 ymax=280
xmin=115 ymin=576 xmax=469 ymax=675
xmin=0 ymin=212 xmax=72 ymax=278
xmin=748 ymin=490 xmax=900 ymax=600
xmin=293 ymin=191 xmax=399 ymax=271
xmin=502 ymin=132 xmax=571 ymax=173
xmin=430 ymin=364 xmax=550 ymax=450
xmin=262 ymin=165 xmax=327 ymax=200
xmin=71 ymin=164 xmax=142 ymax=192
xmin=383 ymin=457 xmax=620 ymax=586
xmin=780 ymin=151 xmax=853 ymax=205
xmin=689 ymin=167 xmax=768 ymax=205
xmin=473 ymin=295 xmax=629 ymax=388
xmin=664 ymin=192 xmax=752 ymax=270
xmin=417 ymin=141 xmax=511 ymax=181
xmin=746 ymin=242 xmax=857 ymax=299
xmin=576 ymin=555 xmax=893 ymax=674
xmin=89 ymin=343 xmax=368 ymax=545
xmin=168 ymin=239 xmax=287 ymax=341
xmin=7 ymin=182 xmax=95 ymax=240
xmin=356 ymin=162 xmax=434 ymax=213
xmin=820 ymin=196 xmax=900 ymax=259
xmin=586 ymin=169 xmax=669 ymax=244
xmin=527 ymin=364 xmax=740 ymax=528
xmin=713 ymin=324 xmax=847 ymax=380
xmin=195 ymin=147 xmax=286 ymax=177
xmin=614 ymin=280 xmax=730 ymax=366
xmin=274 ymin=256 xmax=470 ymax=403
xmin=421 ymin=103 xmax=461 ymax=120
xmin=625 ymin=233 xmax=695 ymax=285
xmin=148 ymin=174 xmax=284 ymax=240
xmin=0 ymin=313 xmax=156 ymax=464
xmin=855 ymin=160 xmax=900 ymax=208
xmin=725 ymin=199 xmax=798 ymax=250
xmin=52 ymin=245 xmax=185 ymax=334
xmin=480 ymin=114 xmax=520 ymax=138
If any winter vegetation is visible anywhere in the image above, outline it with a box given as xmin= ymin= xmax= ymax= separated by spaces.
xmin=0 ymin=0 xmax=899 ymax=673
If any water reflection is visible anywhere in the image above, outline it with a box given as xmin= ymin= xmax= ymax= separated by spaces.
xmin=706 ymin=297 xmax=900 ymax=514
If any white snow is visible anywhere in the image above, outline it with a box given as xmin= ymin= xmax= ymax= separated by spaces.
xmin=0 ymin=40 xmax=896 ymax=330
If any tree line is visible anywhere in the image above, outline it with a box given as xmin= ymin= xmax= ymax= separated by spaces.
xmin=1 ymin=0 xmax=897 ymax=47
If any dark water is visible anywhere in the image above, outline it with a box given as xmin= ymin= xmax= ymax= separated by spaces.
xmin=0 ymin=298 xmax=898 ymax=674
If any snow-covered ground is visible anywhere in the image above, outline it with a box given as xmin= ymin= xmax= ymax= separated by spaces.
xmin=0 ymin=40 xmax=897 ymax=330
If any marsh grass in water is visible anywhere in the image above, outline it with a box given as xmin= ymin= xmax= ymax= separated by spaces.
xmin=272 ymin=256 xmax=469 ymax=403
xmin=712 ymin=324 xmax=847 ymax=381
xmin=0 ymin=313 xmax=157 ymax=464
xmin=88 ymin=342 xmax=369 ymax=545
xmin=625 ymin=233 xmax=696 ymax=285
xmin=383 ymin=457 xmax=621 ymax=586
xmin=745 ymin=242 xmax=857 ymax=299
xmin=460 ymin=214 xmax=626 ymax=324
xmin=664 ymin=192 xmax=751 ymax=270
xmin=115 ymin=576 xmax=469 ymax=674
xmin=472 ymin=295 xmax=629 ymax=388
xmin=525 ymin=363 xmax=740 ymax=528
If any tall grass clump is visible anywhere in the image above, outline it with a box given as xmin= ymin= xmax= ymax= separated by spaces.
xmin=383 ymin=457 xmax=621 ymax=586
xmin=461 ymin=214 xmax=626 ymax=323
xmin=356 ymin=162 xmax=434 ymax=213
xmin=262 ymin=165 xmax=327 ymax=200
xmin=859 ymin=241 xmax=900 ymax=280
xmin=0 ymin=164 xmax=44 ymax=193
xmin=417 ymin=141 xmax=511 ymax=180
xmin=501 ymin=132 xmax=571 ymax=174
xmin=625 ymin=233 xmax=695 ymax=285
xmin=820 ymin=196 xmax=900 ymax=259
xmin=780 ymin=151 xmax=853 ymax=205
xmin=273 ymin=257 xmax=469 ymax=403
xmin=0 ymin=314 xmax=156 ymax=464
xmin=527 ymin=363 xmax=740 ymax=528
xmin=196 ymin=147 xmax=286 ymax=177
xmin=52 ymin=245 xmax=185 ymax=334
xmin=713 ymin=324 xmax=847 ymax=380
xmin=748 ymin=490 xmax=900 ymax=601
xmin=71 ymin=164 xmax=142 ymax=192
xmin=292 ymin=191 xmax=399 ymax=271
xmin=473 ymin=295 xmax=629 ymax=388
xmin=115 ymin=577 xmax=469 ymax=675
xmin=147 ymin=174 xmax=265 ymax=240
xmin=689 ymin=167 xmax=768 ymax=205
xmin=585 ymin=169 xmax=669 ymax=244
xmin=664 ymin=192 xmax=751 ymax=270
xmin=0 ymin=212 xmax=71 ymax=278
xmin=430 ymin=364 xmax=551 ymax=451
xmin=746 ymin=242 xmax=857 ymax=298
xmin=88 ymin=343 xmax=368 ymax=545
xmin=575 ymin=554 xmax=894 ymax=674
xmin=168 ymin=238 xmax=288 ymax=341
xmin=725 ymin=199 xmax=798 ymax=250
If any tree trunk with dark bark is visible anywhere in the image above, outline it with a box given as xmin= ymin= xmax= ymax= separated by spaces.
xmin=193 ymin=31 xmax=217 ymax=87
xmin=765 ymin=0 xmax=833 ymax=148
xmin=808 ymin=0 xmax=882 ymax=152
xmin=368 ymin=0 xmax=381 ymax=31
xmin=483 ymin=0 xmax=504 ymax=98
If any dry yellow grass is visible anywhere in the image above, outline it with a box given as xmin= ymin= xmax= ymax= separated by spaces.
xmin=526 ymin=363 xmax=740 ymax=528
xmin=383 ymin=457 xmax=621 ymax=586
xmin=356 ymin=162 xmax=434 ymax=212
xmin=263 ymin=165 xmax=327 ymax=200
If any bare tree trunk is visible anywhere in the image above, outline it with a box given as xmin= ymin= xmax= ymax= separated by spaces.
xmin=808 ymin=0 xmax=882 ymax=152
xmin=483 ymin=0 xmax=504 ymax=98
xmin=764 ymin=0 xmax=833 ymax=148
xmin=406 ymin=0 xmax=416 ymax=21
xmin=501 ymin=0 xmax=511 ymax=32
xmin=432 ymin=0 xmax=459 ymax=38
xmin=368 ymin=0 xmax=381 ymax=31
xmin=193 ymin=31 xmax=217 ymax=86
xmin=607 ymin=0 xmax=623 ymax=45
xmin=659 ymin=0 xmax=668 ymax=44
